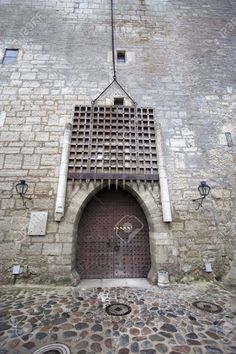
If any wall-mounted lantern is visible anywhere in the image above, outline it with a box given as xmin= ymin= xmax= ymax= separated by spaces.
xmin=192 ymin=181 xmax=211 ymax=210
xmin=15 ymin=180 xmax=31 ymax=208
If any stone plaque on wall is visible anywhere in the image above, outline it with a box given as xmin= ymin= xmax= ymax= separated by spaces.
xmin=28 ymin=211 xmax=48 ymax=236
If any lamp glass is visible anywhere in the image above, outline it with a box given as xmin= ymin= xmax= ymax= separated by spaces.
xmin=16 ymin=180 xmax=28 ymax=195
xmin=198 ymin=181 xmax=211 ymax=197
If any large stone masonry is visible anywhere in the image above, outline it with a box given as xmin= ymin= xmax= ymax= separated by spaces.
xmin=0 ymin=0 xmax=235 ymax=284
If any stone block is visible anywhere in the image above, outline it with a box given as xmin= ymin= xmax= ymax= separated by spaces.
xmin=34 ymin=183 xmax=53 ymax=195
xmin=42 ymin=243 xmax=62 ymax=256
xmin=3 ymin=87 xmax=17 ymax=95
xmin=171 ymin=222 xmax=184 ymax=231
xmin=33 ymin=198 xmax=54 ymax=209
xmin=0 ymin=132 xmax=20 ymax=141
xmin=47 ymin=222 xmax=59 ymax=233
xmin=23 ymin=155 xmax=40 ymax=169
xmin=48 ymin=264 xmax=71 ymax=273
xmin=154 ymin=247 xmax=169 ymax=263
xmin=19 ymin=88 xmax=33 ymax=95
xmin=1 ymin=199 xmax=15 ymax=209
xmin=41 ymin=155 xmax=60 ymax=165
xmin=10 ymin=217 xmax=28 ymax=231
xmin=35 ymin=132 xmax=49 ymax=141
xmin=62 ymin=243 xmax=73 ymax=255
xmin=0 ymin=218 xmax=12 ymax=232
xmin=55 ymin=234 xmax=73 ymax=243
xmin=0 ymin=242 xmax=16 ymax=258
xmin=150 ymin=232 xmax=173 ymax=246
xmin=21 ymin=73 xmax=36 ymax=80
xmin=21 ymin=132 xmax=35 ymax=141
xmin=170 ymin=139 xmax=186 ymax=147
xmin=21 ymin=242 xmax=43 ymax=256
xmin=54 ymin=256 xmax=71 ymax=265
xmin=31 ymin=235 xmax=55 ymax=243
xmin=58 ymin=223 xmax=74 ymax=234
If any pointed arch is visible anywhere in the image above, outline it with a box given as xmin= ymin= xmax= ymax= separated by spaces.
xmin=61 ymin=181 xmax=174 ymax=283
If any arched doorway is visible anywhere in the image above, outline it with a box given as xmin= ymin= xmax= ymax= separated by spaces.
xmin=76 ymin=186 xmax=151 ymax=279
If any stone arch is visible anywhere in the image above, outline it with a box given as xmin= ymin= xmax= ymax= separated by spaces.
xmin=62 ymin=181 xmax=175 ymax=283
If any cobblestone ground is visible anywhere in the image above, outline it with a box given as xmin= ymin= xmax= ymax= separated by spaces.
xmin=0 ymin=282 xmax=235 ymax=354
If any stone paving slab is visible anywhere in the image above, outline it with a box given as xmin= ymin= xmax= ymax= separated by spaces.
xmin=78 ymin=279 xmax=152 ymax=289
xmin=0 ymin=282 xmax=235 ymax=354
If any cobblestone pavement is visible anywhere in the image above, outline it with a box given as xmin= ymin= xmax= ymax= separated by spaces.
xmin=0 ymin=282 xmax=235 ymax=354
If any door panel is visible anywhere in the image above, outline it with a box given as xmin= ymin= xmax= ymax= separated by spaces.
xmin=76 ymin=186 xmax=151 ymax=279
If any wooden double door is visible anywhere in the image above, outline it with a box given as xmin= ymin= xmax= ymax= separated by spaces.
xmin=76 ymin=186 xmax=151 ymax=279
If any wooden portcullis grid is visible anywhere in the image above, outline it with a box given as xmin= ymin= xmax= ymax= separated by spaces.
xmin=68 ymin=105 xmax=159 ymax=184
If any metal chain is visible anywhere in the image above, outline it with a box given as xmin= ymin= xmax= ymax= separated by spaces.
xmin=92 ymin=0 xmax=136 ymax=106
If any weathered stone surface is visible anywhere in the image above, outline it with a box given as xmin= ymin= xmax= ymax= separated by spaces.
xmin=91 ymin=324 xmax=103 ymax=332
xmin=159 ymin=331 xmax=173 ymax=338
xmin=105 ymin=338 xmax=112 ymax=349
xmin=90 ymin=342 xmax=102 ymax=352
xmin=160 ymin=324 xmax=177 ymax=333
xmin=63 ymin=330 xmax=77 ymax=338
xmin=0 ymin=283 xmax=235 ymax=353
xmin=118 ymin=349 xmax=129 ymax=354
xmin=186 ymin=332 xmax=198 ymax=339
xmin=120 ymin=334 xmax=129 ymax=346
xmin=35 ymin=333 xmax=47 ymax=340
xmin=149 ymin=334 xmax=165 ymax=342
xmin=141 ymin=340 xmax=153 ymax=349
xmin=206 ymin=331 xmax=220 ymax=340
xmin=187 ymin=339 xmax=202 ymax=346
xmin=155 ymin=343 xmax=168 ymax=353
xmin=172 ymin=345 xmax=191 ymax=353
xmin=22 ymin=342 xmax=35 ymax=349
xmin=131 ymin=342 xmax=139 ymax=353
xmin=91 ymin=334 xmax=103 ymax=342
xmin=130 ymin=328 xmax=140 ymax=336
xmin=0 ymin=0 xmax=235 ymax=285
xmin=76 ymin=341 xmax=89 ymax=349
xmin=0 ymin=323 xmax=11 ymax=331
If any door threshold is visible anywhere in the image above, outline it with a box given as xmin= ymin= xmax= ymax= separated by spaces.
xmin=78 ymin=278 xmax=152 ymax=289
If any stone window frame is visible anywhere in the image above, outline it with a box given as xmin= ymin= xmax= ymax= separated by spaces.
xmin=114 ymin=97 xmax=124 ymax=105
xmin=2 ymin=48 xmax=19 ymax=65
xmin=117 ymin=50 xmax=126 ymax=63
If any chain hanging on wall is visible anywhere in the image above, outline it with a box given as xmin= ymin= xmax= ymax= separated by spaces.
xmin=92 ymin=0 xmax=136 ymax=106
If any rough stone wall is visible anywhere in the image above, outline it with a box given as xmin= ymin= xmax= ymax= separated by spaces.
xmin=0 ymin=0 xmax=235 ymax=284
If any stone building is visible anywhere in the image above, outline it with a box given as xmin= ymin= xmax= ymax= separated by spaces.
xmin=0 ymin=0 xmax=235 ymax=285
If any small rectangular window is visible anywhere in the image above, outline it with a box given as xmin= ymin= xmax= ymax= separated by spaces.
xmin=2 ymin=49 xmax=19 ymax=64
xmin=225 ymin=132 xmax=233 ymax=147
xmin=114 ymin=97 xmax=124 ymax=106
xmin=117 ymin=51 xmax=126 ymax=63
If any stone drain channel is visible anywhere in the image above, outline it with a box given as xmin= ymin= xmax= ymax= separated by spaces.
xmin=0 ymin=282 xmax=235 ymax=353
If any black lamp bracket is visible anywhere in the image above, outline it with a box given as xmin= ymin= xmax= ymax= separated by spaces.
xmin=15 ymin=180 xmax=32 ymax=209
xmin=192 ymin=196 xmax=205 ymax=210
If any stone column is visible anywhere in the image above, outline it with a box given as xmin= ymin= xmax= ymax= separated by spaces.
xmin=54 ymin=123 xmax=72 ymax=221
xmin=155 ymin=123 xmax=172 ymax=222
